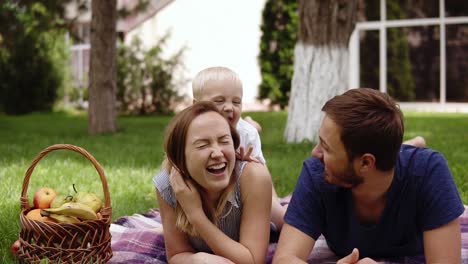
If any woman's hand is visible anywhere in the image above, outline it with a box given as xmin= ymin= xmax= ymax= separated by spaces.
xmin=190 ymin=252 xmax=235 ymax=264
xmin=169 ymin=168 xmax=203 ymax=220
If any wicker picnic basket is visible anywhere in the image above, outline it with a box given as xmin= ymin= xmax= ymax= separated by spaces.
xmin=17 ymin=144 xmax=113 ymax=264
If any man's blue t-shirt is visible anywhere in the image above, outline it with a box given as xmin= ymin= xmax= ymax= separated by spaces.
xmin=284 ymin=145 xmax=464 ymax=258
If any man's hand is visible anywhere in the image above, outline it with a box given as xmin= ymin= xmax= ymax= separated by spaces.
xmin=169 ymin=168 xmax=203 ymax=220
xmin=337 ymin=248 xmax=378 ymax=264
xmin=337 ymin=248 xmax=359 ymax=264
xmin=236 ymin=145 xmax=260 ymax=163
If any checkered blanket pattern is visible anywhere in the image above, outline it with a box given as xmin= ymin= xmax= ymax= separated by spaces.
xmin=108 ymin=198 xmax=468 ymax=263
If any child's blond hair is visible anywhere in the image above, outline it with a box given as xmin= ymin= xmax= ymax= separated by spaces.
xmin=192 ymin=66 xmax=243 ymax=100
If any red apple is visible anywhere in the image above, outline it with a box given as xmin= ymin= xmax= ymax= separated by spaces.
xmin=33 ymin=187 xmax=57 ymax=209
xmin=10 ymin=239 xmax=20 ymax=256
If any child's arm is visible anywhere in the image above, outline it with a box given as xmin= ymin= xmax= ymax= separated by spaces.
xmin=244 ymin=116 xmax=262 ymax=133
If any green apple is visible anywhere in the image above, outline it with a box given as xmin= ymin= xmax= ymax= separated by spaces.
xmin=50 ymin=195 xmax=74 ymax=208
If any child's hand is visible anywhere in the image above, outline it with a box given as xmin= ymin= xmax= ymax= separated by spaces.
xmin=236 ymin=145 xmax=260 ymax=163
xmin=169 ymin=168 xmax=203 ymax=219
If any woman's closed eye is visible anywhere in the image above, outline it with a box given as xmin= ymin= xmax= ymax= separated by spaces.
xmin=219 ymin=136 xmax=232 ymax=145
xmin=193 ymin=139 xmax=210 ymax=149
xmin=220 ymin=140 xmax=232 ymax=145
xmin=195 ymin=142 xmax=209 ymax=149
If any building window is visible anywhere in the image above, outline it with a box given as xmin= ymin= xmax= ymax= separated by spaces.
xmin=352 ymin=0 xmax=468 ymax=103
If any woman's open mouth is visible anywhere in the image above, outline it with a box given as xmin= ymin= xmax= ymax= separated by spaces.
xmin=207 ymin=162 xmax=227 ymax=175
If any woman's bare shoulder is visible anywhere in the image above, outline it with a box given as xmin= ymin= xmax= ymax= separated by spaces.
xmin=239 ymin=162 xmax=271 ymax=192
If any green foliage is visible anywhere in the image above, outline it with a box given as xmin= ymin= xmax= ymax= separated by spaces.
xmin=0 ymin=2 xmax=72 ymax=115
xmin=117 ymin=34 xmax=187 ymax=115
xmin=258 ymin=0 xmax=298 ymax=109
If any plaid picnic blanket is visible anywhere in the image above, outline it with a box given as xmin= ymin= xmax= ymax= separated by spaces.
xmin=108 ymin=197 xmax=468 ymax=264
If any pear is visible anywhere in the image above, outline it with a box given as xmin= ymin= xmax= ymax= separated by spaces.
xmin=50 ymin=195 xmax=74 ymax=208
xmin=74 ymin=192 xmax=102 ymax=213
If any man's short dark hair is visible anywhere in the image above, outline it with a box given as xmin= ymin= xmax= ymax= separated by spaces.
xmin=322 ymin=88 xmax=404 ymax=171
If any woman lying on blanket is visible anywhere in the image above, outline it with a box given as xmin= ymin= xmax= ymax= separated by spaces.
xmin=154 ymin=101 xmax=272 ymax=264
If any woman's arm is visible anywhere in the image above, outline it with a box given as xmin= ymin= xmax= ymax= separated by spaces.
xmin=195 ymin=163 xmax=272 ymax=263
xmin=159 ymin=189 xmax=233 ymax=263
xmin=238 ymin=162 xmax=272 ymax=263
xmin=171 ymin=162 xmax=272 ymax=264
xmin=423 ymin=218 xmax=461 ymax=263
xmin=273 ymin=224 xmax=316 ymax=264
xmin=156 ymin=190 xmax=196 ymax=263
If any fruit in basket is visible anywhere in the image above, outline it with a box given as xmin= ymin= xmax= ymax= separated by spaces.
xmin=50 ymin=195 xmax=74 ymax=208
xmin=71 ymin=184 xmax=103 ymax=213
xmin=44 ymin=212 xmax=81 ymax=224
xmin=10 ymin=239 xmax=20 ymax=256
xmin=26 ymin=209 xmax=57 ymax=222
xmin=33 ymin=187 xmax=57 ymax=209
xmin=42 ymin=202 xmax=97 ymax=220
xmin=74 ymin=192 xmax=102 ymax=213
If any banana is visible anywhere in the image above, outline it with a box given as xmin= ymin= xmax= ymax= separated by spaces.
xmin=48 ymin=213 xmax=81 ymax=224
xmin=42 ymin=202 xmax=97 ymax=220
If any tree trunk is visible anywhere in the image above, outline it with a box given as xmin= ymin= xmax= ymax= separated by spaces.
xmin=88 ymin=0 xmax=117 ymax=135
xmin=284 ymin=0 xmax=358 ymax=143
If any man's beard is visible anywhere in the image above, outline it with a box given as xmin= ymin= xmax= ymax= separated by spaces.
xmin=324 ymin=162 xmax=364 ymax=188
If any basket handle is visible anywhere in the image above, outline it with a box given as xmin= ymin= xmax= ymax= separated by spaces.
xmin=20 ymin=144 xmax=111 ymax=216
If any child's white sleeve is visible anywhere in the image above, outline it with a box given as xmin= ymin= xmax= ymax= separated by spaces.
xmin=237 ymin=118 xmax=266 ymax=164
xmin=250 ymin=130 xmax=266 ymax=164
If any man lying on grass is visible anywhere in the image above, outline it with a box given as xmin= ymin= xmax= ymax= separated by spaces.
xmin=274 ymin=88 xmax=464 ymax=263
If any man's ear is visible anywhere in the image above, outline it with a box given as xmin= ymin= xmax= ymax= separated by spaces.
xmin=359 ymin=153 xmax=376 ymax=172
xmin=192 ymin=98 xmax=197 ymax=104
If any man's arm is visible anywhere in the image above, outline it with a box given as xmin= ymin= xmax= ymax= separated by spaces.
xmin=273 ymin=223 xmax=316 ymax=264
xmin=423 ymin=218 xmax=461 ymax=263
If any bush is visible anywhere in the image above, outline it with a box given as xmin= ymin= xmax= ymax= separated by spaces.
xmin=117 ymin=34 xmax=187 ymax=115
xmin=0 ymin=2 xmax=70 ymax=115
xmin=258 ymin=0 xmax=298 ymax=109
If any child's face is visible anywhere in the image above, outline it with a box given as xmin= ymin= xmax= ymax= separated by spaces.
xmin=198 ymin=79 xmax=243 ymax=127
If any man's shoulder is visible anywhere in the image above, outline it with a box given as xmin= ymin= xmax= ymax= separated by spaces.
xmin=303 ymin=156 xmax=325 ymax=171
xmin=397 ymin=145 xmax=449 ymax=181
xmin=401 ymin=145 xmax=446 ymax=165
xmin=298 ymin=157 xmax=326 ymax=184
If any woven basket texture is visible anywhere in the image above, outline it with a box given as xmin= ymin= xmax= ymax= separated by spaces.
xmin=17 ymin=144 xmax=112 ymax=264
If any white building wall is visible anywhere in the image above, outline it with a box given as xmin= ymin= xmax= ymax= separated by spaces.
xmin=126 ymin=0 xmax=267 ymax=104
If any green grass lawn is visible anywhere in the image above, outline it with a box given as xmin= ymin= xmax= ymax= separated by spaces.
xmin=0 ymin=110 xmax=467 ymax=263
